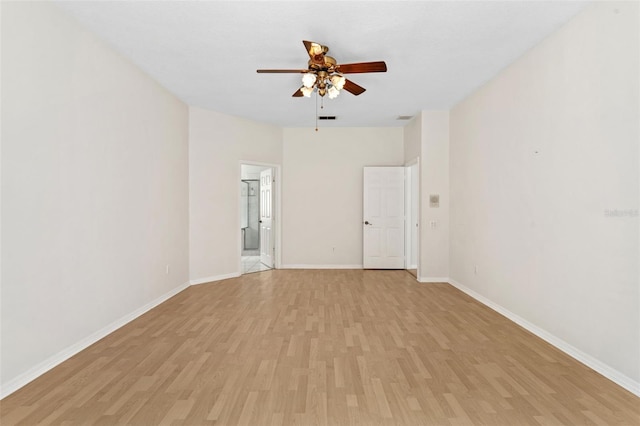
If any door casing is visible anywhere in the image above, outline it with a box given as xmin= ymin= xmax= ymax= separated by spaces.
xmin=239 ymin=161 xmax=282 ymax=273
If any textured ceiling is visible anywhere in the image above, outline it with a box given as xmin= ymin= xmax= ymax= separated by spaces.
xmin=54 ymin=1 xmax=589 ymax=128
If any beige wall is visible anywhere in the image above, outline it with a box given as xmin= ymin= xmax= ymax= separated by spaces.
xmin=1 ymin=1 xmax=189 ymax=393
xmin=189 ymin=107 xmax=283 ymax=283
xmin=420 ymin=111 xmax=450 ymax=281
xmin=282 ymin=127 xmax=404 ymax=267
xmin=190 ymin=123 xmax=404 ymax=273
xmin=450 ymin=1 xmax=639 ymax=386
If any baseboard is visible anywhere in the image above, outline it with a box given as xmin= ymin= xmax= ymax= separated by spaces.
xmin=448 ymin=278 xmax=640 ymax=397
xmin=418 ymin=276 xmax=450 ymax=283
xmin=190 ymin=272 xmax=240 ymax=286
xmin=0 ymin=281 xmax=190 ymax=399
xmin=281 ymin=264 xmax=363 ymax=270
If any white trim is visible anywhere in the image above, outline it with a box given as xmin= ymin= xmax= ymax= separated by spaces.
xmin=0 ymin=282 xmax=190 ymax=399
xmin=190 ymin=272 xmax=240 ymax=286
xmin=448 ymin=278 xmax=640 ymax=397
xmin=404 ymin=164 xmax=410 ymax=271
xmin=418 ymin=276 xmax=450 ymax=283
xmin=281 ymin=264 xmax=363 ymax=270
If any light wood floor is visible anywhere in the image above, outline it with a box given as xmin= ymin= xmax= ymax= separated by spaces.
xmin=2 ymin=270 xmax=638 ymax=425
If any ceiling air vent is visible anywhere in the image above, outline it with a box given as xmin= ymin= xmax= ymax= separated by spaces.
xmin=318 ymin=116 xmax=337 ymax=120
xmin=397 ymin=115 xmax=413 ymax=120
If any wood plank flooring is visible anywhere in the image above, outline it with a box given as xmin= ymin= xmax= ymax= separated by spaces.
xmin=2 ymin=270 xmax=638 ymax=425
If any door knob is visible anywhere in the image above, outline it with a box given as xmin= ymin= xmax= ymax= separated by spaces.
xmin=364 ymin=221 xmax=372 ymax=225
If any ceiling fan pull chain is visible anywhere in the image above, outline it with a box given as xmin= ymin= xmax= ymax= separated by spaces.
xmin=315 ymin=91 xmax=319 ymax=132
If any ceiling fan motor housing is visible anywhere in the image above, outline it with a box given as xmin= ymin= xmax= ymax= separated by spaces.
xmin=308 ymin=55 xmax=336 ymax=71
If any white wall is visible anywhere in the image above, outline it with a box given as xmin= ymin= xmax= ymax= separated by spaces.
xmin=450 ymin=1 xmax=639 ymax=388
xmin=420 ymin=111 xmax=450 ymax=281
xmin=402 ymin=111 xmax=450 ymax=280
xmin=241 ymin=164 xmax=269 ymax=180
xmin=403 ymin=115 xmax=421 ymax=164
xmin=1 ymin=1 xmax=189 ymax=393
xmin=189 ymin=107 xmax=282 ymax=283
xmin=282 ymin=127 xmax=404 ymax=267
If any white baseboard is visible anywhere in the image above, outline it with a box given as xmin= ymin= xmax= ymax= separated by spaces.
xmin=280 ymin=264 xmax=363 ymax=270
xmin=0 ymin=281 xmax=190 ymax=399
xmin=448 ymin=278 xmax=640 ymax=397
xmin=418 ymin=276 xmax=450 ymax=283
xmin=190 ymin=272 xmax=240 ymax=285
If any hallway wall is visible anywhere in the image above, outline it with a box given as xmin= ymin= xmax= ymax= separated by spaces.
xmin=450 ymin=1 xmax=639 ymax=388
xmin=189 ymin=107 xmax=282 ymax=283
xmin=1 ymin=1 xmax=189 ymax=394
xmin=281 ymin=127 xmax=404 ymax=268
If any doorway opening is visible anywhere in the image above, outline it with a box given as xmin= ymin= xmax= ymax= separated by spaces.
xmin=405 ymin=160 xmax=420 ymax=278
xmin=240 ymin=163 xmax=278 ymax=274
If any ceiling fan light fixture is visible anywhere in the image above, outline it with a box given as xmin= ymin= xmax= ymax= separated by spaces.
xmin=330 ymin=74 xmax=346 ymax=90
xmin=302 ymin=73 xmax=317 ymax=88
xmin=327 ymin=86 xmax=340 ymax=99
xmin=301 ymin=86 xmax=313 ymax=97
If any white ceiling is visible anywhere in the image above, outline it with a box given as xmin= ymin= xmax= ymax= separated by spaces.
xmin=54 ymin=1 xmax=589 ymax=128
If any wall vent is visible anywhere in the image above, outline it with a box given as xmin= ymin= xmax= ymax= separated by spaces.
xmin=318 ymin=116 xmax=337 ymax=120
xmin=396 ymin=115 xmax=413 ymax=120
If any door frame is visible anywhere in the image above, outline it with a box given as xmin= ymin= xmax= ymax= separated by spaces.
xmin=238 ymin=161 xmax=282 ymax=273
xmin=405 ymin=157 xmax=420 ymax=278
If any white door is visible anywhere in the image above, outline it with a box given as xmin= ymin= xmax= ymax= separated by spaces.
xmin=259 ymin=168 xmax=274 ymax=268
xmin=363 ymin=167 xmax=405 ymax=269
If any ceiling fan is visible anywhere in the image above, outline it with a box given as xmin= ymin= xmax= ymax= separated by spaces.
xmin=257 ymin=40 xmax=387 ymax=99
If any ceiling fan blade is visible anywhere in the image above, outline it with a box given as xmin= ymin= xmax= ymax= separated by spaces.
xmin=337 ymin=61 xmax=387 ymax=74
xmin=343 ymin=79 xmax=366 ymax=96
xmin=303 ymin=40 xmax=315 ymax=55
xmin=256 ymin=69 xmax=308 ymax=73
xmin=292 ymin=87 xmax=304 ymax=97
xmin=303 ymin=40 xmax=327 ymax=65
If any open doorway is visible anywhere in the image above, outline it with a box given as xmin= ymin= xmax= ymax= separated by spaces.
xmin=405 ymin=160 xmax=420 ymax=278
xmin=240 ymin=163 xmax=277 ymax=274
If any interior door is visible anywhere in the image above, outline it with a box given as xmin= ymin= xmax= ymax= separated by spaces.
xmin=363 ymin=167 xmax=405 ymax=269
xmin=259 ymin=168 xmax=274 ymax=268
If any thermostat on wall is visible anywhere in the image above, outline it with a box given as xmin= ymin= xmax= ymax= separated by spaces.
xmin=430 ymin=194 xmax=439 ymax=208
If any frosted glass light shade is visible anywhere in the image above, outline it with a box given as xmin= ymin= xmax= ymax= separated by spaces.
xmin=330 ymin=74 xmax=346 ymax=90
xmin=328 ymin=86 xmax=339 ymax=99
xmin=301 ymin=86 xmax=313 ymax=97
xmin=302 ymin=73 xmax=317 ymax=89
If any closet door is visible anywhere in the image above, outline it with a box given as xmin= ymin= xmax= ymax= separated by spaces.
xmin=363 ymin=167 xmax=405 ymax=269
